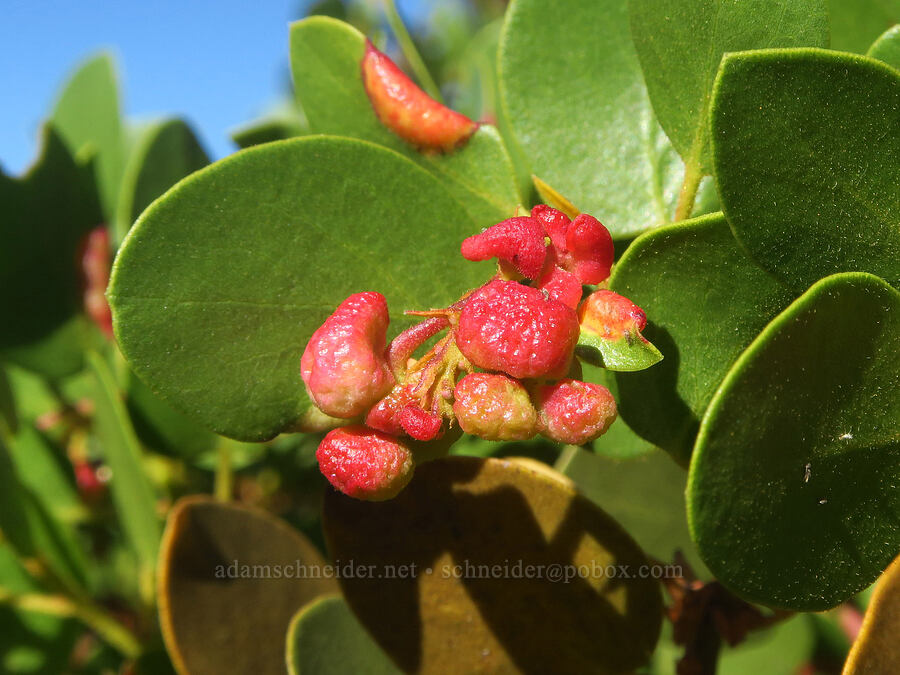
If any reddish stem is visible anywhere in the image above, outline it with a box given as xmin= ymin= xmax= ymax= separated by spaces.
xmin=387 ymin=317 xmax=449 ymax=376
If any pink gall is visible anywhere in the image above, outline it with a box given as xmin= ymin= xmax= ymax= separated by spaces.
xmin=460 ymin=216 xmax=547 ymax=280
xmin=452 ymin=373 xmax=537 ymax=441
xmin=533 ymin=379 xmax=617 ymax=445
xmin=455 ymin=280 xmax=578 ymax=380
xmin=316 ymin=426 xmax=414 ymax=501
xmin=578 ymin=290 xmax=647 ymax=341
xmin=300 ymin=292 xmax=394 ymax=418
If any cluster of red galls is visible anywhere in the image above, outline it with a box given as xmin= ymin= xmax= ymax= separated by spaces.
xmin=301 ymin=206 xmax=648 ymax=501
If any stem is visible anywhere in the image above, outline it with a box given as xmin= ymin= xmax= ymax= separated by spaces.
xmin=0 ymin=587 xmax=142 ymax=659
xmin=215 ymin=442 xmax=233 ymax=502
xmin=674 ymin=160 xmax=703 ymax=222
xmin=383 ymin=0 xmax=443 ymax=103
xmin=553 ymin=445 xmax=580 ymax=473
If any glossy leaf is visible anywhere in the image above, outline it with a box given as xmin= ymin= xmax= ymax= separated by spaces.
xmin=108 ymin=136 xmax=487 ymax=441
xmin=829 ymin=0 xmax=900 ymax=53
xmin=609 ymin=213 xmax=794 ymax=464
xmin=0 ymin=127 xmax=101 ymax=379
xmin=289 ymin=16 xmax=520 ymax=227
xmin=576 ymin=328 xmax=663 ymax=372
xmin=868 ymin=24 xmax=900 ymax=70
xmin=87 ymin=351 xmax=161 ymax=581
xmin=115 ymin=118 xmax=209 ymax=242
xmin=50 ymin=52 xmax=125 ymax=223
xmin=688 ymin=273 xmax=900 ymax=610
xmin=324 ymin=455 xmax=662 ymax=674
xmin=556 ymin=446 xmax=709 ymax=578
xmin=286 ymin=595 xmax=400 ymax=675
xmin=629 ymin=0 xmax=828 ymax=175
xmin=843 ymin=553 xmax=900 ymax=674
xmin=711 ymin=48 xmax=900 ymax=292
xmin=158 ymin=497 xmax=337 ymax=675
xmin=499 ymin=0 xmax=684 ymax=238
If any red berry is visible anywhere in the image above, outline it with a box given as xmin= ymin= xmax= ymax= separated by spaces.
xmin=316 ymin=426 xmax=414 ymax=501
xmin=362 ymin=41 xmax=477 ymax=152
xmin=399 ymin=404 xmax=443 ymax=441
xmin=460 ymin=216 xmax=547 ymax=280
xmin=455 ymin=279 xmax=578 ymax=380
xmin=452 ymin=373 xmax=537 ymax=441
xmin=533 ymin=379 xmax=617 ymax=445
xmin=301 ymin=292 xmax=395 ymax=418
xmin=530 ymin=206 xmax=613 ymax=285
xmin=578 ymin=290 xmax=647 ymax=341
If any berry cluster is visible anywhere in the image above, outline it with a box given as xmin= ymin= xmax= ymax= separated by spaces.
xmin=302 ymin=206 xmax=647 ymax=501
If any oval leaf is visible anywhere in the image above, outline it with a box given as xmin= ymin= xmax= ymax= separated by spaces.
xmin=576 ymin=328 xmax=663 ymax=372
xmin=158 ymin=496 xmax=337 ymax=675
xmin=629 ymin=0 xmax=828 ymax=175
xmin=499 ymin=0 xmax=685 ymax=238
xmin=324 ymin=455 xmax=663 ymax=674
xmin=711 ymin=48 xmax=900 ymax=292
xmin=843 ymin=553 xmax=900 ymax=674
xmin=115 ymin=118 xmax=209 ymax=242
xmin=608 ymin=213 xmax=795 ymax=464
xmin=50 ymin=52 xmax=125 ymax=223
xmin=286 ymin=595 xmax=401 ymax=675
xmin=289 ymin=16 xmax=520 ymax=227
xmin=108 ymin=136 xmax=488 ymax=441
xmin=687 ymin=273 xmax=900 ymax=610
xmin=867 ymin=24 xmax=900 ymax=70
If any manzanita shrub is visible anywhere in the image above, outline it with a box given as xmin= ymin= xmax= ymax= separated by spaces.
xmin=1 ymin=0 xmax=898 ymax=674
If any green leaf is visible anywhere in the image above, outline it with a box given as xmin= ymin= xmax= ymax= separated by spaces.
xmin=108 ymin=136 xmax=488 ymax=441
xmin=828 ymin=0 xmax=900 ymax=54
xmin=868 ymin=24 xmax=900 ymax=70
xmin=629 ymin=0 xmax=828 ymax=176
xmin=158 ymin=497 xmax=337 ymax=675
xmin=0 ymin=544 xmax=80 ymax=675
xmin=687 ymin=273 xmax=900 ymax=610
xmin=576 ymin=328 xmax=663 ymax=372
xmin=230 ymin=100 xmax=308 ymax=150
xmin=324 ymin=456 xmax=663 ymax=674
xmin=289 ymin=16 xmax=520 ymax=227
xmin=0 ymin=366 xmax=16 ymax=437
xmin=86 ymin=351 xmax=161 ymax=582
xmin=7 ymin=425 xmax=87 ymax=525
xmin=499 ymin=0 xmax=684 ymax=238
xmin=556 ymin=446 xmax=710 ymax=578
xmin=0 ymin=436 xmax=90 ymax=592
xmin=711 ymin=48 xmax=900 ymax=292
xmin=115 ymin=118 xmax=210 ymax=243
xmin=582 ymin=365 xmax=656 ymax=459
xmin=0 ymin=126 xmax=102 ymax=379
xmin=608 ymin=213 xmax=795 ymax=464
xmin=286 ymin=595 xmax=401 ymax=675
xmin=843 ymin=554 xmax=900 ymax=675
xmin=50 ymin=52 xmax=125 ymax=224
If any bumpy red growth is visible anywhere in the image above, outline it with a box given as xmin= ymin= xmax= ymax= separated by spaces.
xmin=316 ymin=426 xmax=414 ymax=501
xmin=531 ymin=206 xmax=614 ymax=285
xmin=300 ymin=292 xmax=394 ymax=418
xmin=579 ymin=289 xmax=647 ymax=341
xmin=460 ymin=216 xmax=547 ymax=280
xmin=453 ymin=373 xmax=537 ymax=441
xmin=534 ymin=379 xmax=617 ymax=445
xmin=361 ymin=41 xmax=477 ymax=152
xmin=456 ymin=279 xmax=578 ymax=380
xmin=80 ymin=226 xmax=114 ymax=339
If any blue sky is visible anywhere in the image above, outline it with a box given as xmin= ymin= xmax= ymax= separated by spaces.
xmin=0 ymin=0 xmax=432 ymax=174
